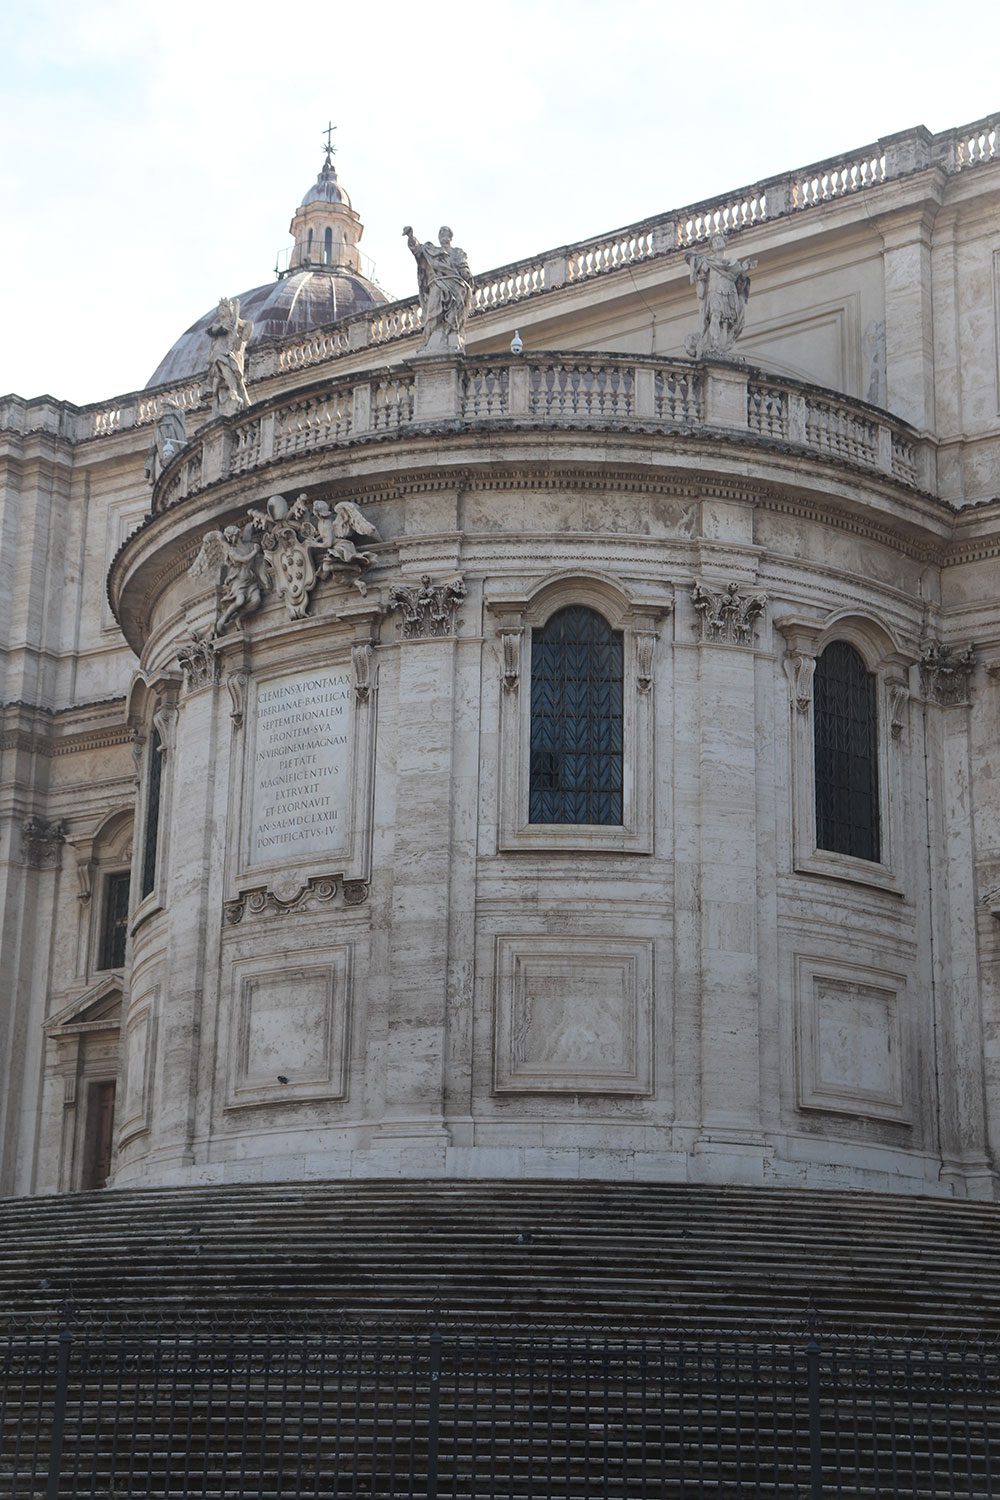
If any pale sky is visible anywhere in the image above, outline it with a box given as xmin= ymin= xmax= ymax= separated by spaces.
xmin=2 ymin=0 xmax=996 ymax=407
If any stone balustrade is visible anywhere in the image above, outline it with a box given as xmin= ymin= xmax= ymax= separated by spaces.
xmin=57 ymin=110 xmax=1000 ymax=444
xmin=150 ymin=354 xmax=929 ymax=514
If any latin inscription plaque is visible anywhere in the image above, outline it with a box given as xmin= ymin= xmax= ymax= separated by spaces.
xmin=250 ymin=667 xmax=352 ymax=865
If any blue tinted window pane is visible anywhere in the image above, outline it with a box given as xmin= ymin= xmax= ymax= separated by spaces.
xmin=814 ymin=641 xmax=880 ymax=862
xmin=529 ymin=606 xmax=624 ymax=825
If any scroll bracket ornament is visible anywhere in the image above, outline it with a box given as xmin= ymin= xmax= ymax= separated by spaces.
xmin=500 ymin=629 xmax=522 ymax=692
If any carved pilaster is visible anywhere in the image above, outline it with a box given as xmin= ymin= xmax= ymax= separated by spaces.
xmin=387 ymin=574 xmax=466 ymax=639
xmin=691 ymin=579 xmax=767 ymax=646
xmin=920 ymin=640 xmax=975 ymax=705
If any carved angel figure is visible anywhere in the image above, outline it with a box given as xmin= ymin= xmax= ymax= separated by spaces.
xmin=684 ymin=232 xmax=757 ymax=358
xmin=144 ymin=400 xmax=187 ymax=485
xmin=189 ymin=522 xmax=271 ymax=636
xmin=403 ymin=225 xmax=474 ymax=353
xmin=312 ymin=499 xmax=380 ymax=572
xmin=206 ymin=296 xmax=253 ymax=414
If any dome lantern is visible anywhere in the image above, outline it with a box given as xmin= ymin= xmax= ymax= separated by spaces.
xmin=287 ymin=127 xmax=364 ymax=275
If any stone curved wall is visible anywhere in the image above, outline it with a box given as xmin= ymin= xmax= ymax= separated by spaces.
xmin=109 ymin=369 xmax=995 ymax=1198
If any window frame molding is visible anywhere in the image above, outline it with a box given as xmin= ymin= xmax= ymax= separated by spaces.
xmin=487 ymin=572 xmax=672 ymax=854
xmin=125 ymin=672 xmax=181 ymax=934
xmin=776 ymin=611 xmax=911 ymax=895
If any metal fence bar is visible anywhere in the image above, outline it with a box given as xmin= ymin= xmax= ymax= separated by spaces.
xmin=44 ymin=1324 xmax=71 ymax=1500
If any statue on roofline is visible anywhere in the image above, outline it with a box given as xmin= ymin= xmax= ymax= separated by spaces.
xmin=206 ymin=296 xmax=253 ymax=415
xmin=684 ymin=232 xmax=757 ymax=359
xmin=403 ymin=224 xmax=474 ymax=354
xmin=143 ymin=399 xmax=188 ymax=486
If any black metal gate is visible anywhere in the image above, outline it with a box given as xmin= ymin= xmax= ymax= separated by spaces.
xmin=2 ymin=1318 xmax=998 ymax=1497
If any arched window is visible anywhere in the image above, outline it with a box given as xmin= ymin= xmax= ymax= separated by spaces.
xmin=306 ymin=227 xmax=313 ymax=260
xmin=529 ymin=605 xmax=623 ymax=825
xmin=140 ymin=726 xmax=163 ymax=899
xmin=323 ymin=226 xmax=333 ymax=265
xmin=813 ymin=641 xmax=880 ymax=863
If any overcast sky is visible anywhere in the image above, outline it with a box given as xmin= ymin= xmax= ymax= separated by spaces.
xmin=2 ymin=0 xmax=996 ymax=407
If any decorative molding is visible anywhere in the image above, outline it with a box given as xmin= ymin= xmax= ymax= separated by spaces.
xmin=351 ymin=643 xmax=374 ymax=701
xmin=226 ymin=671 xmax=249 ymax=729
xmin=343 ymin=880 xmax=369 ymax=906
xmin=919 ymin=639 xmax=976 ymax=705
xmin=691 ymin=579 xmax=767 ymax=646
xmin=176 ymin=634 xmax=219 ymax=691
xmin=21 ymin=816 xmax=66 ymax=867
xmin=386 ymin=574 xmax=466 ymax=638
xmin=224 ymin=873 xmax=341 ymax=925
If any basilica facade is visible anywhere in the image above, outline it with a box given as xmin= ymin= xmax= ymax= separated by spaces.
xmin=3 ymin=117 xmax=1000 ymax=1204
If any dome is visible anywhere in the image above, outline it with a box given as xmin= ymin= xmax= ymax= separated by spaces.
xmin=145 ymin=143 xmax=389 ymax=389
xmin=145 ymin=268 xmax=388 ymax=388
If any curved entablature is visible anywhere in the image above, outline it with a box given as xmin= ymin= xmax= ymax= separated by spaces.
xmin=148 ymin=352 xmax=934 ymax=521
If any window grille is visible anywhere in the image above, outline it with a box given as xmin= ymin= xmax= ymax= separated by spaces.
xmin=98 ymin=872 xmax=131 ymax=970
xmin=813 ymin=641 xmax=880 ymax=862
xmin=529 ymin=606 xmax=624 ymax=825
xmin=140 ymin=728 xmax=163 ymax=900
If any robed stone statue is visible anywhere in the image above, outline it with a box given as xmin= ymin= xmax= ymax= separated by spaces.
xmin=144 ymin=399 xmax=187 ymax=485
xmin=206 ymin=296 xmax=253 ymax=414
xmin=684 ymin=232 xmax=757 ymax=359
xmin=404 ymin=225 xmax=474 ymax=354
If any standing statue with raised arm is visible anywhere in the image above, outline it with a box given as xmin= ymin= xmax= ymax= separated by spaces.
xmin=403 ymin=225 xmax=474 ymax=354
xmin=684 ymin=232 xmax=757 ymax=359
xmin=206 ymin=296 xmax=253 ymax=414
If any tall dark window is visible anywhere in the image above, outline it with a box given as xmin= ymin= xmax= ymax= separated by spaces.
xmin=814 ymin=641 xmax=880 ymax=863
xmin=529 ymin=606 xmax=624 ymax=825
xmin=98 ymin=871 xmax=131 ymax=969
xmin=324 ymin=226 xmax=333 ymax=264
xmin=140 ymin=727 xmax=163 ymax=899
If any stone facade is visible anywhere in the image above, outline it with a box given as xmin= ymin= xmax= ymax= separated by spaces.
xmin=4 ymin=116 xmax=1000 ymax=1200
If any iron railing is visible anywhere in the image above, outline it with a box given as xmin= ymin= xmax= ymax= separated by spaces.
xmin=2 ymin=1316 xmax=998 ymax=1497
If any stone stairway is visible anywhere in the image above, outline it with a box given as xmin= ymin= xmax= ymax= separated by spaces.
xmin=2 ymin=1181 xmax=999 ymax=1496
xmin=1 ymin=1178 xmax=999 ymax=1330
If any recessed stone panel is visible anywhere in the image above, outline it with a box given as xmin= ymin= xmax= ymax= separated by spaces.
xmin=228 ymin=949 xmax=351 ymax=1108
xmin=493 ymin=936 xmax=653 ymax=1094
xmin=795 ymin=957 xmax=907 ymax=1122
